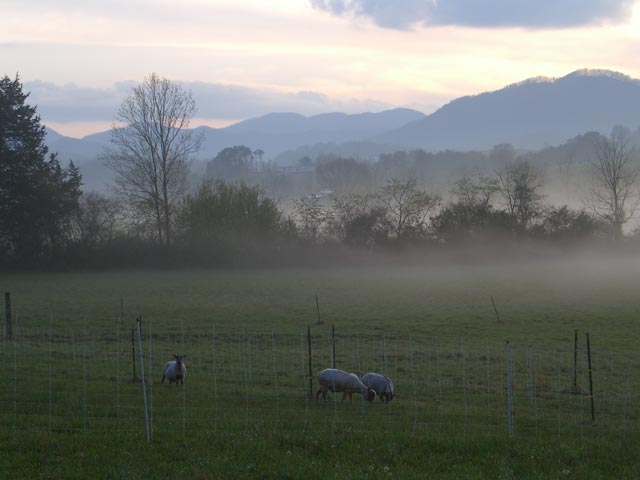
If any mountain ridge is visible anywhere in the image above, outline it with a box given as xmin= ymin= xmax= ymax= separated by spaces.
xmin=378 ymin=68 xmax=640 ymax=150
xmin=43 ymin=68 xmax=640 ymax=190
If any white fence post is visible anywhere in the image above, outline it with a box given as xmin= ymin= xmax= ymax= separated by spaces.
xmin=506 ymin=340 xmax=513 ymax=439
xmin=136 ymin=317 xmax=150 ymax=442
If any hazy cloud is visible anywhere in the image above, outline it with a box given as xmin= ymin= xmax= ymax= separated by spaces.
xmin=25 ymin=81 xmax=133 ymax=122
xmin=310 ymin=0 xmax=635 ymax=29
xmin=24 ymin=80 xmax=391 ymax=124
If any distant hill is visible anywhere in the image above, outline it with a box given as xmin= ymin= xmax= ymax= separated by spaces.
xmin=223 ymin=109 xmax=425 ymax=135
xmin=379 ymin=69 xmax=640 ymax=150
xmin=45 ymin=108 xmax=426 ymax=189
xmin=195 ymin=108 xmax=426 ymax=158
xmin=44 ymin=128 xmax=113 ymax=191
xmin=43 ymin=69 xmax=640 ymax=191
xmin=274 ymin=141 xmax=404 ymax=165
xmin=45 ymin=127 xmax=108 ymax=162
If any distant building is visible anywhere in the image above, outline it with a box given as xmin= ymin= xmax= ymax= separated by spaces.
xmin=274 ymin=165 xmax=315 ymax=175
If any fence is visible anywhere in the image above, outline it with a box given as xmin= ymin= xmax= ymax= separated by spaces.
xmin=1 ymin=315 xmax=638 ymax=442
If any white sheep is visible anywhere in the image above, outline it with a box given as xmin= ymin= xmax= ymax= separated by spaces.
xmin=316 ymin=368 xmax=376 ymax=402
xmin=161 ymin=354 xmax=187 ymax=385
xmin=361 ymin=372 xmax=396 ymax=403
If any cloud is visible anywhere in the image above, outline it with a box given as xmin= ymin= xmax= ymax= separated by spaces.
xmin=310 ymin=0 xmax=636 ymax=29
xmin=24 ymin=79 xmax=392 ymax=124
xmin=25 ymin=81 xmax=132 ymax=122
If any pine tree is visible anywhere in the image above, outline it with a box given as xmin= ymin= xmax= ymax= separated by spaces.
xmin=0 ymin=74 xmax=82 ymax=265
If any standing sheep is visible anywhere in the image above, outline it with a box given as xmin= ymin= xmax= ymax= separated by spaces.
xmin=361 ymin=373 xmax=395 ymax=403
xmin=161 ymin=354 xmax=187 ymax=385
xmin=316 ymin=368 xmax=376 ymax=402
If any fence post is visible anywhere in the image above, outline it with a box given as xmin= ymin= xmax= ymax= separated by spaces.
xmin=271 ymin=330 xmax=279 ymax=428
xmin=300 ymin=333 xmax=309 ymax=427
xmin=83 ymin=318 xmax=87 ymax=433
xmin=12 ymin=312 xmax=17 ymax=432
xmin=131 ymin=324 xmax=136 ymax=381
xmin=136 ymin=317 xmax=150 ymax=442
xmin=48 ymin=309 xmax=53 ymax=431
xmin=148 ymin=317 xmax=153 ymax=440
xmin=528 ymin=344 xmax=533 ymax=402
xmin=211 ymin=324 xmax=218 ymax=433
xmin=315 ymin=295 xmax=322 ymax=325
xmin=331 ymin=323 xmax=336 ymax=369
xmin=117 ymin=314 xmax=121 ymax=434
xmin=5 ymin=292 xmax=12 ymax=340
xmin=491 ymin=295 xmax=502 ymax=323
xmin=307 ymin=325 xmax=313 ymax=399
xmin=506 ymin=340 xmax=513 ymax=439
xmin=586 ymin=332 xmax=595 ymax=424
xmin=573 ymin=329 xmax=578 ymax=391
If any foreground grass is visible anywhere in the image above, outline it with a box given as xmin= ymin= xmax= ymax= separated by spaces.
xmin=2 ymin=429 xmax=639 ymax=479
xmin=1 ymin=258 xmax=640 ymax=477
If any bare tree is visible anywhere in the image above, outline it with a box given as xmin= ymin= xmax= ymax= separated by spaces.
xmin=446 ymin=176 xmax=500 ymax=228
xmin=496 ymin=160 xmax=544 ymax=230
xmin=586 ymin=128 xmax=640 ymax=240
xmin=104 ymin=73 xmax=203 ymax=246
xmin=316 ymin=157 xmax=371 ymax=195
xmin=451 ymin=176 xmax=499 ymax=210
xmin=376 ymin=178 xmax=439 ymax=239
xmin=70 ymin=192 xmax=120 ymax=248
xmin=330 ymin=194 xmax=390 ymax=246
xmin=293 ymin=194 xmax=332 ymax=243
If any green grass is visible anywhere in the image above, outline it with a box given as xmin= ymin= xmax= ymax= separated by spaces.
xmin=1 ymin=258 xmax=640 ymax=478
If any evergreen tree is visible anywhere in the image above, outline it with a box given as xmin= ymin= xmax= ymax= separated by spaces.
xmin=0 ymin=74 xmax=82 ymax=265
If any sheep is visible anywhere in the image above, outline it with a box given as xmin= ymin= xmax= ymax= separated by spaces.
xmin=316 ymin=368 xmax=376 ymax=402
xmin=161 ymin=354 xmax=187 ymax=385
xmin=361 ymin=372 xmax=396 ymax=403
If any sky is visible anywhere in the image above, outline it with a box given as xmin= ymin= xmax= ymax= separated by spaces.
xmin=2 ymin=0 xmax=640 ymax=137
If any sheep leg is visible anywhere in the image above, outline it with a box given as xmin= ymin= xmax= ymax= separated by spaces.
xmin=315 ymin=387 xmax=325 ymax=400
xmin=161 ymin=375 xmax=166 ymax=384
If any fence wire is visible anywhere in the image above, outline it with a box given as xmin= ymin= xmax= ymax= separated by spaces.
xmin=0 ymin=320 xmax=637 ymax=441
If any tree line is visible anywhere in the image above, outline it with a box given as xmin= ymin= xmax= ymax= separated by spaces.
xmin=2 ymin=73 xmax=640 ymax=269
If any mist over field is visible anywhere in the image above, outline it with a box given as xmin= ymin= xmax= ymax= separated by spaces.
xmin=5 ymin=69 xmax=640 ymax=271
xmin=2 ymin=257 xmax=640 ymax=477
xmin=3 ymin=0 xmax=640 ymax=476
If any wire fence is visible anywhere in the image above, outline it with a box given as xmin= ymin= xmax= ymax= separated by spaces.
xmin=1 ymin=317 xmax=638 ymax=442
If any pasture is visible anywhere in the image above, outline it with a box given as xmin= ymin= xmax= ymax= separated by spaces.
xmin=1 ymin=258 xmax=640 ymax=478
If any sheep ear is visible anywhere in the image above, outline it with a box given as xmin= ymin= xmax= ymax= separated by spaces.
xmin=182 ymin=354 xmax=187 ymax=358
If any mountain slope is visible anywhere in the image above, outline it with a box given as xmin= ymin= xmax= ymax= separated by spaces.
xmin=44 ymin=108 xmax=425 ymax=190
xmin=379 ymin=69 xmax=640 ymax=150
xmin=46 ymin=107 xmax=426 ymax=161
xmin=197 ymin=108 xmax=425 ymax=158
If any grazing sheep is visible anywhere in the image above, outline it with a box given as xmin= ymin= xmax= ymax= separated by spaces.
xmin=361 ymin=373 xmax=395 ymax=403
xmin=316 ymin=368 xmax=376 ymax=402
xmin=161 ymin=354 xmax=187 ymax=385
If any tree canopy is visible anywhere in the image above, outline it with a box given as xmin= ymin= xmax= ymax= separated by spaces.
xmin=104 ymin=73 xmax=202 ymax=247
xmin=0 ymin=74 xmax=82 ymax=265
xmin=206 ymin=145 xmax=255 ymax=182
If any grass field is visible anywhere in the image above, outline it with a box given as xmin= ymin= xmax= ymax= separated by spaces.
xmin=1 ymin=257 xmax=640 ymax=478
